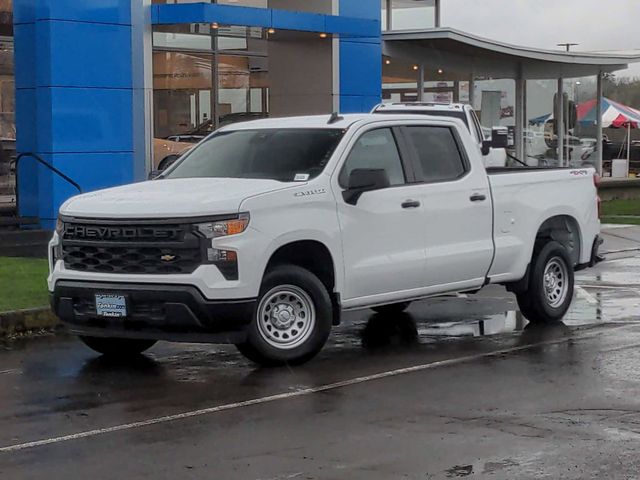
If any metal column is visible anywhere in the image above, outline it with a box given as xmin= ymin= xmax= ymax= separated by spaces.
xmin=596 ymin=70 xmax=604 ymax=175
xmin=417 ymin=65 xmax=425 ymax=102
xmin=385 ymin=0 xmax=392 ymax=30
xmin=435 ymin=0 xmax=441 ymax=28
xmin=557 ymin=78 xmax=565 ymax=167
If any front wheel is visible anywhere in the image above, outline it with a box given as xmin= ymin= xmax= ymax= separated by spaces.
xmin=236 ymin=265 xmax=332 ymax=367
xmin=79 ymin=336 xmax=157 ymax=356
xmin=516 ymin=241 xmax=574 ymax=324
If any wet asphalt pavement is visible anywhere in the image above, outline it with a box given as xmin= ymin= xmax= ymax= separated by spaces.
xmin=2 ymin=227 xmax=640 ymax=479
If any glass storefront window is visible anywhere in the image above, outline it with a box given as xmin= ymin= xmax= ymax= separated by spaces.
xmin=152 ymin=23 xmax=333 ymax=168
xmin=389 ymin=0 xmax=435 ymax=31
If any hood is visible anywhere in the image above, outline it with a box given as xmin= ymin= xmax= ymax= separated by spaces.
xmin=60 ymin=177 xmax=296 ymax=219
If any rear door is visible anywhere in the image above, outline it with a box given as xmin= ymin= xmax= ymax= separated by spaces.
xmin=402 ymin=124 xmax=494 ymax=291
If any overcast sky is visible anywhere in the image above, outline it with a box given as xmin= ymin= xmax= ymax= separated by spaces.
xmin=439 ymin=0 xmax=640 ymax=78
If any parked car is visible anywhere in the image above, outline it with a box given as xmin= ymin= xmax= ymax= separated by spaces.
xmin=372 ymin=102 xmax=508 ymax=167
xmin=153 ymin=138 xmax=192 ymax=171
xmin=50 ymin=113 xmax=601 ymax=366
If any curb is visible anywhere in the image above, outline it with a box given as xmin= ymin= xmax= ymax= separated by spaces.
xmin=0 ymin=307 xmax=60 ymax=336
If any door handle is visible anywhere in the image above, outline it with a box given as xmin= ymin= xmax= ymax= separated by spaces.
xmin=469 ymin=193 xmax=487 ymax=202
xmin=401 ymin=199 xmax=421 ymax=209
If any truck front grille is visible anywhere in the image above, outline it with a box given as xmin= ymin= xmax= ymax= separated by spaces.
xmin=60 ymin=220 xmax=203 ymax=275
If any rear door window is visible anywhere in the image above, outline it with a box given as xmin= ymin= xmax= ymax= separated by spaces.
xmin=405 ymin=126 xmax=468 ymax=183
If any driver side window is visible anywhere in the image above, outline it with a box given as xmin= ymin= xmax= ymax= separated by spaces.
xmin=339 ymin=128 xmax=406 ymax=188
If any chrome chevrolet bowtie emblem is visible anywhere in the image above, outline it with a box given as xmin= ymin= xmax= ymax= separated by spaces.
xmin=160 ymin=254 xmax=176 ymax=262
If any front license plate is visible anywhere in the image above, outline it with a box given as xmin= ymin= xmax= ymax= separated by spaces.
xmin=95 ymin=294 xmax=127 ymax=318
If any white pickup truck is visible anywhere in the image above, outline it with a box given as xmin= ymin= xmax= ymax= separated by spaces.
xmin=49 ymin=113 xmax=601 ymax=366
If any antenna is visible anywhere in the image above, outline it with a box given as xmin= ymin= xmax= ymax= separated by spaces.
xmin=327 ymin=112 xmax=344 ymax=124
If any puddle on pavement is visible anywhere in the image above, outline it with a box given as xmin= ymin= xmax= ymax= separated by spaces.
xmin=338 ymin=287 xmax=640 ymax=349
xmin=576 ymin=257 xmax=640 ymax=287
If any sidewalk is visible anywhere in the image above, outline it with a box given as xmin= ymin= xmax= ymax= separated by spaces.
xmin=601 ymin=224 xmax=640 ymax=254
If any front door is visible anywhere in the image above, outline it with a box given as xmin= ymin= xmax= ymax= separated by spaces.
xmin=335 ymin=127 xmax=427 ymax=303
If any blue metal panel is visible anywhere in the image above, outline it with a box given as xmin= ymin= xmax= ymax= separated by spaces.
xmin=36 ymin=87 xmax=133 ymax=154
xmin=339 ymin=0 xmax=381 ymax=20
xmin=153 ymin=2 xmax=379 ymax=38
xmin=16 ymin=156 xmax=39 ymax=218
xmin=272 ymin=9 xmax=324 ymax=32
xmin=36 ymin=20 xmax=132 ymax=89
xmin=31 ymin=152 xmax=135 ymax=226
xmin=13 ymin=0 xmax=36 ymax=25
xmin=35 ymin=0 xmax=132 ymax=26
xmin=340 ymin=40 xmax=382 ymax=97
xmin=15 ymin=88 xmax=37 ymax=152
xmin=325 ymin=15 xmax=379 ymax=37
xmin=340 ymin=95 xmax=365 ymax=113
xmin=14 ymin=23 xmax=36 ymax=89
xmin=155 ymin=3 xmax=271 ymax=28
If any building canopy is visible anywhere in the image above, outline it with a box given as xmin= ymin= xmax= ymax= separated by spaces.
xmin=383 ymin=28 xmax=640 ymax=80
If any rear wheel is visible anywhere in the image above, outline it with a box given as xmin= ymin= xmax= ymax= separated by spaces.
xmin=79 ymin=336 xmax=157 ymax=356
xmin=516 ymin=241 xmax=574 ymax=324
xmin=236 ymin=265 xmax=332 ymax=367
xmin=371 ymin=302 xmax=411 ymax=315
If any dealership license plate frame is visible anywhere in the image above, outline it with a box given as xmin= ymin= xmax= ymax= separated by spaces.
xmin=95 ymin=293 xmax=128 ymax=318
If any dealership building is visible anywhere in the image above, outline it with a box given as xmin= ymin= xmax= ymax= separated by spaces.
xmin=3 ymin=0 xmax=640 ymax=229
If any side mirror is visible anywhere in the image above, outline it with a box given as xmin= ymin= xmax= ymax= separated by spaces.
xmin=148 ymin=170 xmax=162 ymax=180
xmin=343 ymin=168 xmax=390 ymax=205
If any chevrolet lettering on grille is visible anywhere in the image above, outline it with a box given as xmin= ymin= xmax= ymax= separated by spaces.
xmin=64 ymin=225 xmax=182 ymax=241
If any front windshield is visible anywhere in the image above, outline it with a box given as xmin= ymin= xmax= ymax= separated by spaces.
xmin=164 ymin=128 xmax=345 ymax=182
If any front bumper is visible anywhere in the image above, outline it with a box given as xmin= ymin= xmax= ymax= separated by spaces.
xmin=52 ymin=281 xmax=256 ymax=344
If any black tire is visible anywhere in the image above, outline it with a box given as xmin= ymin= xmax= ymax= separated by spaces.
xmin=79 ymin=336 xmax=157 ymax=357
xmin=235 ymin=265 xmax=333 ymax=367
xmin=371 ymin=301 xmax=411 ymax=315
xmin=158 ymin=154 xmax=180 ymax=171
xmin=516 ymin=241 xmax=574 ymax=324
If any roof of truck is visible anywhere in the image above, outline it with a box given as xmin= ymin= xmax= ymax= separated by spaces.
xmin=220 ymin=114 xmax=371 ymax=131
xmin=220 ymin=112 xmax=468 ymax=132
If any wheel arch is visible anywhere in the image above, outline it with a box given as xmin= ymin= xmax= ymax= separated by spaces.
xmin=506 ymin=214 xmax=582 ymax=294
xmin=263 ymin=239 xmax=341 ymax=325
xmin=534 ymin=214 xmax=582 ymax=267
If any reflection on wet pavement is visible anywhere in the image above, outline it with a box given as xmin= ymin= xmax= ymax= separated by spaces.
xmin=338 ymin=284 xmax=640 ymax=350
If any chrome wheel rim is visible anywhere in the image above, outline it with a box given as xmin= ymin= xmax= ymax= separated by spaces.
xmin=543 ymin=257 xmax=569 ymax=308
xmin=257 ymin=285 xmax=316 ymax=350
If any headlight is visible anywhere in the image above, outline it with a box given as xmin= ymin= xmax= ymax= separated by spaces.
xmin=196 ymin=213 xmax=250 ymax=239
xmin=55 ymin=217 xmax=65 ymax=236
